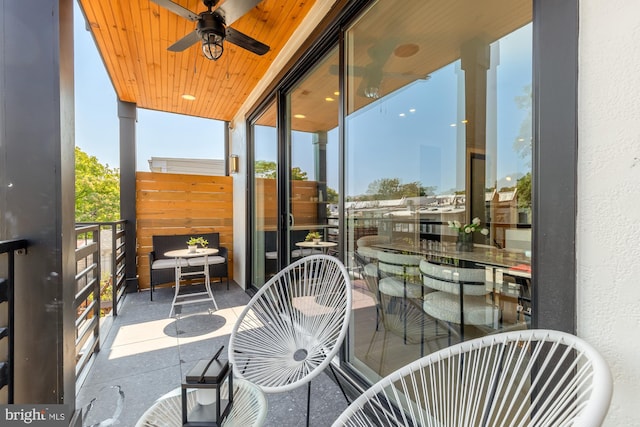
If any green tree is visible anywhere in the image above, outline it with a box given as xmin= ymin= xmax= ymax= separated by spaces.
xmin=516 ymin=173 xmax=532 ymax=210
xmin=254 ymin=160 xmax=308 ymax=180
xmin=255 ymin=160 xmax=277 ymax=178
xmin=75 ymin=147 xmax=120 ymax=221
xmin=326 ymin=187 xmax=339 ymax=203
xmin=365 ymin=178 xmax=434 ymax=200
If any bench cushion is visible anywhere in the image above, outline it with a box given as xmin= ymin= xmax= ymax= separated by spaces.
xmin=152 ymin=258 xmax=188 ymax=269
xmin=187 ymin=256 xmax=226 ymax=267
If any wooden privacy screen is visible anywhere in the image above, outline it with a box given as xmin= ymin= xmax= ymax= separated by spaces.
xmin=136 ymin=172 xmax=233 ymax=290
xmin=255 ymin=177 xmax=320 ymax=229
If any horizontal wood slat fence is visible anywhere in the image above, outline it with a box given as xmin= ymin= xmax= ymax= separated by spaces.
xmin=136 ymin=172 xmax=233 ymax=290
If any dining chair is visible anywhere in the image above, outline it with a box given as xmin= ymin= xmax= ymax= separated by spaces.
xmin=420 ymin=258 xmax=499 ymax=342
xmin=354 ymin=252 xmax=439 ymax=375
xmin=333 ymin=329 xmax=613 ymax=427
xmin=228 ymin=254 xmax=352 ymax=427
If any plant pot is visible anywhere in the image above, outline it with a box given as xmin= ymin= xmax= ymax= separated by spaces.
xmin=456 ymin=232 xmax=474 ymax=252
xmin=188 ymin=245 xmax=197 ymax=253
xmin=313 ymin=238 xmax=321 ymax=244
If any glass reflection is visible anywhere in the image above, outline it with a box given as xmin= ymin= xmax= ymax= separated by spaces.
xmin=345 ymin=0 xmax=533 ymax=382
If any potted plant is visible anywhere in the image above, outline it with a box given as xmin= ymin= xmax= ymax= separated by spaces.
xmin=305 ymin=231 xmax=322 ymax=244
xmin=186 ymin=236 xmax=209 ymax=253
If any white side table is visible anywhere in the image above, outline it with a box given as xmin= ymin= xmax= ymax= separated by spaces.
xmin=295 ymin=241 xmax=338 ymax=255
xmin=164 ymin=248 xmax=219 ymax=317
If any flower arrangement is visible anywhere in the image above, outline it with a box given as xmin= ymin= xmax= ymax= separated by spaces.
xmin=186 ymin=236 xmax=209 ymax=247
xmin=448 ymin=217 xmax=489 ymax=236
xmin=305 ymin=231 xmax=322 ymax=242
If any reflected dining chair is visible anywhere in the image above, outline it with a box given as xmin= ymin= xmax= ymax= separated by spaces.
xmin=420 ymin=258 xmax=499 ymax=342
xmin=228 ymin=254 xmax=352 ymax=427
xmin=333 ymin=329 xmax=612 ymax=427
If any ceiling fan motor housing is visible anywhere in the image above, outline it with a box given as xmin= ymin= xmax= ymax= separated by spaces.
xmin=197 ymin=12 xmax=225 ymax=39
xmin=198 ymin=12 xmax=225 ymax=60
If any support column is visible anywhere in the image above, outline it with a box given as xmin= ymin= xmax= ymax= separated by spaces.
xmin=313 ymin=132 xmax=328 ymax=226
xmin=118 ymin=101 xmax=138 ymax=292
xmin=0 ymin=0 xmax=78 ymax=419
xmin=461 ymin=38 xmax=490 ymax=230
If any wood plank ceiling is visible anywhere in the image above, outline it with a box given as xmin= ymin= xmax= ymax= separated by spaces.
xmin=77 ymin=0 xmax=317 ymax=122
xmin=78 ymin=0 xmax=531 ymax=132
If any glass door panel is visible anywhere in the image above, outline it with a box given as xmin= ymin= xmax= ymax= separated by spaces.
xmin=251 ymin=100 xmax=278 ymax=288
xmin=344 ymin=0 xmax=533 ymax=383
xmin=286 ymin=48 xmax=340 ymax=260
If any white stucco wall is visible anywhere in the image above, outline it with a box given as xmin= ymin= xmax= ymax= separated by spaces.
xmin=578 ymin=1 xmax=640 ymax=425
xmin=230 ymin=1 xmax=340 ymax=287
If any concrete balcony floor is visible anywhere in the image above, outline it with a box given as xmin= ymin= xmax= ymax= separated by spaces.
xmin=77 ymin=282 xmax=348 ymax=426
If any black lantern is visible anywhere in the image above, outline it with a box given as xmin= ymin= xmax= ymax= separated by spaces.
xmin=182 ymin=346 xmax=233 ymax=426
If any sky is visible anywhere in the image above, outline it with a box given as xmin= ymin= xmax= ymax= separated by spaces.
xmin=73 ymin=1 xmax=226 ymax=171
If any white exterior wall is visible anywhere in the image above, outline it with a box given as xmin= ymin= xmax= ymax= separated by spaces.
xmin=230 ymin=0 xmax=639 ymax=423
xmin=230 ymin=1 xmax=339 ymax=288
xmin=579 ymin=1 xmax=640 ymax=425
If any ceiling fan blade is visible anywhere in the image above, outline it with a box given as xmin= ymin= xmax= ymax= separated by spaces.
xmin=225 ymin=27 xmax=270 ymax=55
xmin=168 ymin=30 xmax=200 ymax=52
xmin=217 ymin=0 xmax=263 ymax=26
xmin=149 ymin=0 xmax=199 ymax=21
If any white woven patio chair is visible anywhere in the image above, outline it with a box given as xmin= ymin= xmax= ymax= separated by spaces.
xmin=333 ymin=329 xmax=612 ymax=427
xmin=134 ymin=378 xmax=267 ymax=427
xmin=228 ymin=254 xmax=352 ymax=427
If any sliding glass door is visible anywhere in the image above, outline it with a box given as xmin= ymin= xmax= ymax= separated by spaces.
xmin=344 ymin=0 xmax=533 ymax=382
xmin=250 ymin=100 xmax=278 ymax=288
xmin=285 ymin=47 xmax=340 ymax=259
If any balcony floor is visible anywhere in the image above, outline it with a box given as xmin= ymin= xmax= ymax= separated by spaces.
xmin=77 ymin=282 xmax=349 ymax=426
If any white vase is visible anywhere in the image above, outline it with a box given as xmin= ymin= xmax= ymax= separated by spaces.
xmin=188 ymin=245 xmax=197 ymax=253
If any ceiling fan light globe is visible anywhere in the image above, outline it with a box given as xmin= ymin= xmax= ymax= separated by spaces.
xmin=202 ymin=34 xmax=224 ymax=60
xmin=364 ymin=86 xmax=380 ymax=99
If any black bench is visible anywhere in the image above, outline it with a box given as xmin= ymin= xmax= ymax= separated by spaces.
xmin=148 ymin=232 xmax=229 ymax=300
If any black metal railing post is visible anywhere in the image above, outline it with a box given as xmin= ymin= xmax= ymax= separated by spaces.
xmin=0 ymin=238 xmax=28 ymax=404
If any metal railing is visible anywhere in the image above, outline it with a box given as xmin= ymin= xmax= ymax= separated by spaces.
xmin=74 ymin=224 xmax=101 ymax=380
xmin=0 ymin=238 xmax=28 ymax=403
xmin=74 ymin=220 xmax=127 ymax=381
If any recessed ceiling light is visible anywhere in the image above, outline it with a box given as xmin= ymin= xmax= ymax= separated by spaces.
xmin=182 ymin=94 xmax=196 ymax=101
xmin=294 ymin=114 xmax=306 ymax=119
xmin=461 ymin=119 xmax=468 ymax=124
xmin=394 ymin=43 xmax=420 ymax=58
xmin=409 ymin=108 xmax=416 ymax=113
xmin=325 ymin=97 xmax=335 ymax=102
xmin=333 ymin=91 xmax=340 ymax=96
xmin=399 ymin=113 xmax=406 ymax=117
xmin=450 ymin=123 xmax=457 ymax=127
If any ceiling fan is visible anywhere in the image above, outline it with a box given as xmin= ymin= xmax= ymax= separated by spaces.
xmin=150 ymin=0 xmax=270 ymax=60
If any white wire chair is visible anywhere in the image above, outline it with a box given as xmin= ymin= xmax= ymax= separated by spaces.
xmin=228 ymin=254 xmax=352 ymax=426
xmin=134 ymin=378 xmax=267 ymax=427
xmin=333 ymin=329 xmax=612 ymax=427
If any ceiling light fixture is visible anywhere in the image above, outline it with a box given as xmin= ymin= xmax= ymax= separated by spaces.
xmin=294 ymin=114 xmax=306 ymax=119
xmin=325 ymin=97 xmax=334 ymax=102
xmin=182 ymin=94 xmax=196 ymax=101
xmin=202 ymin=31 xmax=224 ymax=60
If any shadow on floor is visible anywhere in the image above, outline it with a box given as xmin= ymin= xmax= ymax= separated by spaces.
xmin=76 ymin=283 xmax=349 ymax=427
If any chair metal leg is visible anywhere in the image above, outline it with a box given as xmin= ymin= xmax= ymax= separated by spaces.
xmin=328 ymin=363 xmax=351 ymax=406
xmin=306 ymin=381 xmax=311 ymax=427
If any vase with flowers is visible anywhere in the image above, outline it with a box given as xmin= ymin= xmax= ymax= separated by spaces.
xmin=448 ymin=217 xmax=488 ymax=252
